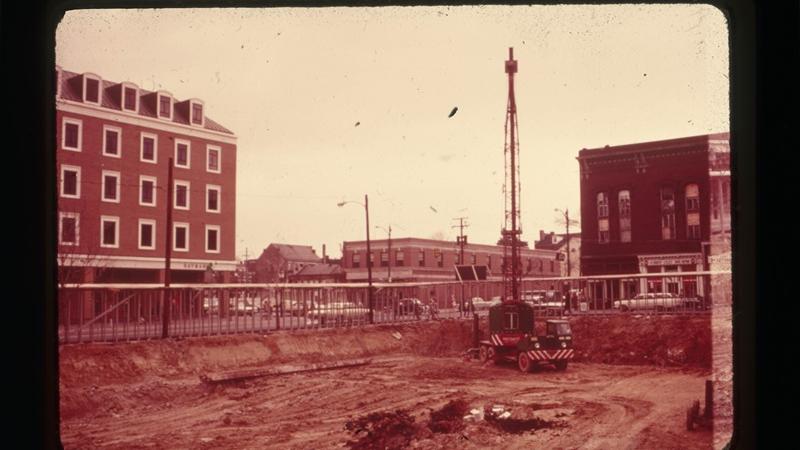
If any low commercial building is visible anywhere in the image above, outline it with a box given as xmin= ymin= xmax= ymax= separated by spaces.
xmin=341 ymin=237 xmax=561 ymax=283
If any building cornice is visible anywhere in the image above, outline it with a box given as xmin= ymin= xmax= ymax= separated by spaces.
xmin=57 ymin=253 xmax=238 ymax=270
xmin=57 ymin=99 xmax=237 ymax=144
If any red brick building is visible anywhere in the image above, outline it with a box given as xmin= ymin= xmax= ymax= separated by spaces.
xmin=341 ymin=237 xmax=561 ymax=282
xmin=577 ymin=132 xmax=730 ymax=301
xmin=56 ymin=66 xmax=237 ymax=283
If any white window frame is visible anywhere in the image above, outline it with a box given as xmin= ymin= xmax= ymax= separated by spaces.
xmin=190 ymin=99 xmax=205 ymax=127
xmin=157 ymin=91 xmax=173 ymax=120
xmin=140 ymin=132 xmax=158 ymax=164
xmin=205 ymin=225 xmax=221 ymax=254
xmin=101 ymin=170 xmax=121 ymax=203
xmin=102 ymin=125 xmax=122 ymax=158
xmin=60 ymin=165 xmax=81 ymax=199
xmin=206 ymin=145 xmax=221 ymax=173
xmin=59 ymin=212 xmax=80 ymax=246
xmin=174 ymin=139 xmax=191 ymax=169
xmin=174 ymin=180 xmax=190 ymax=210
xmin=173 ymin=222 xmax=189 ymax=252
xmin=139 ymin=175 xmax=157 ymax=207
xmin=206 ymin=184 xmax=221 ymax=213
xmin=100 ymin=215 xmax=120 ymax=249
xmin=61 ymin=118 xmax=82 ymax=152
xmin=121 ymin=82 xmax=139 ymax=113
xmin=138 ymin=219 xmax=156 ymax=250
xmin=82 ymin=74 xmax=102 ymax=105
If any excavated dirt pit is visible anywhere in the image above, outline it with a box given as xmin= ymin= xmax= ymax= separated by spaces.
xmin=59 ymin=315 xmax=720 ymax=449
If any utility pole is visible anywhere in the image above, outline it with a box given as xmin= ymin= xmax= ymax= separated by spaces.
xmin=364 ymin=194 xmax=373 ymax=324
xmin=452 ymin=217 xmax=469 ymax=264
xmin=452 ymin=217 xmax=469 ymax=315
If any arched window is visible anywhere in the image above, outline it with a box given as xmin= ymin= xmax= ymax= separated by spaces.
xmin=660 ymin=188 xmax=676 ymax=240
xmin=685 ymin=184 xmax=701 ymax=239
xmin=597 ymin=192 xmax=609 ymax=243
xmin=618 ymin=190 xmax=631 ymax=242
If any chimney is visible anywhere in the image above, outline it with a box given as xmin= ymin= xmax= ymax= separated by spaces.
xmin=322 ymin=244 xmax=328 ymax=263
xmin=539 ymin=230 xmax=545 ymax=241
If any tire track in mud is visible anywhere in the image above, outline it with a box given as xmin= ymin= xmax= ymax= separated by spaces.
xmin=60 ymin=357 xmax=712 ymax=450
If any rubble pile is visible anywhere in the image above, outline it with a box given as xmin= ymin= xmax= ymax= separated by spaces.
xmin=344 ymin=410 xmax=423 ymax=450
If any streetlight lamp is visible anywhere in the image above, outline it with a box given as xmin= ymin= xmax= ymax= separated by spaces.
xmin=375 ymin=225 xmax=393 ymax=282
xmin=338 ymin=195 xmax=373 ymax=324
xmin=555 ymin=208 xmax=579 ymax=310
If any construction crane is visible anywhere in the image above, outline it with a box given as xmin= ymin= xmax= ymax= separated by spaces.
xmin=476 ymin=48 xmax=574 ymax=372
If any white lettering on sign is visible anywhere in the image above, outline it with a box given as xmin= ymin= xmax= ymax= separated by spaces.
xmin=645 ymin=257 xmax=698 ymax=266
xmin=181 ymin=263 xmax=208 ymax=269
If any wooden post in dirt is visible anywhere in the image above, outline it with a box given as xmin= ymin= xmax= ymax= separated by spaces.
xmin=472 ymin=313 xmax=479 ymax=348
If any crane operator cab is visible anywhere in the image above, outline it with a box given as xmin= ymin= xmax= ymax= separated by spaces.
xmin=479 ymin=302 xmax=574 ymax=372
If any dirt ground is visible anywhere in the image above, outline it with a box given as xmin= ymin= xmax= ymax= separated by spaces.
xmin=60 ymin=356 xmax=712 ymax=450
xmin=59 ymin=315 xmax=724 ymax=449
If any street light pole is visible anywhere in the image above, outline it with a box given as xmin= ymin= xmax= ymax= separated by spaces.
xmin=364 ymin=194 xmax=373 ymax=324
xmin=339 ymin=195 xmax=375 ymax=324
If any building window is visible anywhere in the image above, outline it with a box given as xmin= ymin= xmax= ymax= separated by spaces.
xmin=60 ymin=165 xmax=80 ymax=199
xmin=101 ymin=171 xmax=120 ymax=203
xmin=436 ymin=251 xmax=444 ymax=268
xmin=419 ymin=251 xmax=425 ymax=266
xmin=618 ymin=190 xmax=631 ymax=243
xmin=207 ymin=146 xmax=221 ymax=173
xmin=138 ymin=219 xmax=156 ymax=250
xmin=206 ymin=185 xmax=220 ymax=213
xmin=83 ymin=76 xmax=101 ymax=104
xmin=686 ymin=184 xmax=701 ymax=239
xmin=140 ymin=133 xmax=157 ymax=163
xmin=471 ymin=254 xmax=477 ymax=265
xmin=550 ymin=260 xmax=555 ymax=273
xmin=175 ymin=140 xmax=190 ymax=168
xmin=173 ymin=223 xmax=189 ymax=252
xmin=158 ymin=94 xmax=172 ymax=119
xmin=100 ymin=216 xmax=119 ymax=248
xmin=174 ymin=180 xmax=190 ymax=210
xmin=353 ymin=253 xmax=360 ymax=268
xmin=59 ymin=213 xmax=79 ymax=246
xmin=539 ymin=259 xmax=544 ymax=272
xmin=380 ymin=250 xmax=389 ymax=267
xmin=396 ymin=251 xmax=404 ymax=267
xmin=102 ymin=126 xmax=121 ymax=157
xmin=660 ymin=188 xmax=676 ymax=240
xmin=368 ymin=253 xmax=374 ymax=268
xmin=597 ymin=192 xmax=609 ymax=244
xmin=191 ymin=102 xmax=204 ymax=125
xmin=123 ymin=86 xmax=138 ymax=112
xmin=205 ymin=225 xmax=220 ymax=253
xmin=139 ymin=176 xmax=157 ymax=207
xmin=62 ymin=118 xmax=82 ymax=151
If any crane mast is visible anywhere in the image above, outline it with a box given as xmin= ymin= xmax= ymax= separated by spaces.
xmin=501 ymin=47 xmax=522 ymax=303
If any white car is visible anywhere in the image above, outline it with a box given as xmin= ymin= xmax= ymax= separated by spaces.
xmin=470 ymin=297 xmax=502 ymax=310
xmin=307 ymin=301 xmax=370 ymax=325
xmin=613 ymin=292 xmax=698 ymax=311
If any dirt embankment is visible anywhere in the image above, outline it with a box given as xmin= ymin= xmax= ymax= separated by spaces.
xmin=60 ymin=314 xmax=710 ymax=390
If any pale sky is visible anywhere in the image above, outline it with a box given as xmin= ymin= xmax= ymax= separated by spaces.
xmin=56 ymin=5 xmax=729 ymax=260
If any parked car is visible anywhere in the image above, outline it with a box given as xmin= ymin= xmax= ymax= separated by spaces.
xmin=395 ymin=298 xmax=428 ymax=316
xmin=523 ymin=290 xmax=565 ymax=313
xmin=234 ymin=298 xmax=258 ymax=316
xmin=613 ymin=292 xmax=699 ymax=312
xmin=307 ymin=301 xmax=370 ymax=325
xmin=203 ymin=296 xmax=220 ymax=314
xmin=470 ymin=297 xmax=502 ymax=311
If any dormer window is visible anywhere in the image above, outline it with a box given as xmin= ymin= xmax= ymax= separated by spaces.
xmin=83 ymin=74 xmax=101 ymax=104
xmin=158 ymin=92 xmax=173 ymax=119
xmin=190 ymin=100 xmax=204 ymax=126
xmin=122 ymin=83 xmax=139 ymax=112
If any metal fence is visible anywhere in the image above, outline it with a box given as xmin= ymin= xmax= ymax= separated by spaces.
xmin=57 ymin=270 xmax=731 ymax=344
